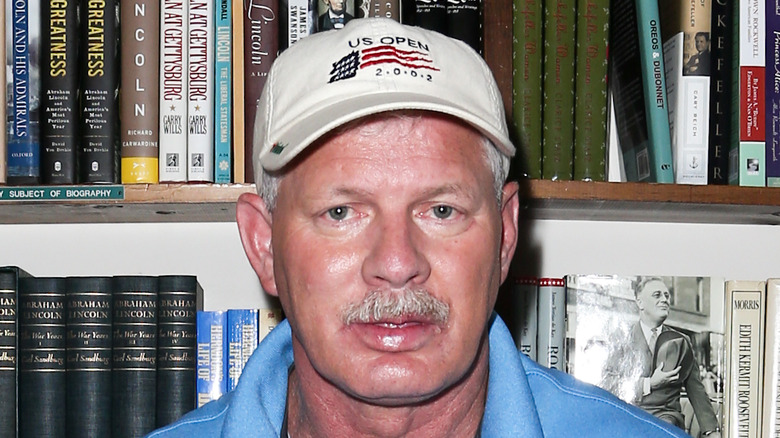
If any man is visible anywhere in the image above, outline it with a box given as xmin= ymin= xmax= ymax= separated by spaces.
xmin=629 ymin=277 xmax=721 ymax=437
xmin=148 ymin=18 xmax=687 ymax=437
xmin=318 ymin=0 xmax=352 ymax=31
xmin=684 ymin=32 xmax=710 ymax=76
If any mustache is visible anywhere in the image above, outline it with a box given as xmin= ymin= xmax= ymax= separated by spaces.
xmin=341 ymin=288 xmax=450 ymax=326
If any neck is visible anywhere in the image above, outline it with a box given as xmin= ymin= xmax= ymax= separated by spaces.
xmin=287 ymin=339 xmax=489 ymax=438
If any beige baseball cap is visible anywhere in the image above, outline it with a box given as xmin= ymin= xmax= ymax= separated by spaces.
xmin=253 ymin=17 xmax=514 ymax=173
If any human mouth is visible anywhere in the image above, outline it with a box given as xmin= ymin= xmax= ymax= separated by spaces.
xmin=350 ymin=317 xmax=443 ymax=352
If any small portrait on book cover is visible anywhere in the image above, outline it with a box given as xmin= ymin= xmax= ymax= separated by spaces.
xmin=317 ymin=0 xmax=354 ymax=31
xmin=684 ymin=31 xmax=710 ymax=76
xmin=567 ymin=275 xmax=723 ymax=438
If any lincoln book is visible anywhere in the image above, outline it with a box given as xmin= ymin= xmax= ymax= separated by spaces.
xmin=187 ymin=0 xmax=214 ymax=182
xmin=159 ymin=0 xmax=188 ymax=182
xmin=0 ymin=266 xmax=31 ymax=438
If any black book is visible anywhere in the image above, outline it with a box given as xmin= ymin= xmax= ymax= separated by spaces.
xmin=112 ymin=275 xmax=158 ymax=438
xmin=707 ymin=0 xmax=733 ymax=185
xmin=446 ymin=0 xmax=480 ymax=53
xmin=413 ymin=0 xmax=447 ymax=34
xmin=65 ymin=276 xmax=112 ymax=438
xmin=156 ymin=275 xmax=201 ymax=427
xmin=79 ymin=0 xmax=120 ymax=183
xmin=18 ymin=277 xmax=67 ymax=438
xmin=0 ymin=267 xmax=32 ymax=438
xmin=40 ymin=0 xmax=80 ymax=184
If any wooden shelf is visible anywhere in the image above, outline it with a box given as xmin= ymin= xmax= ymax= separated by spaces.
xmin=1 ymin=181 xmax=779 ymax=225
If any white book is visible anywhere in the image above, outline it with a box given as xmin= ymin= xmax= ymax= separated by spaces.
xmin=537 ymin=277 xmax=565 ymax=371
xmin=159 ymin=0 xmax=189 ymax=182
xmin=762 ymin=279 xmax=780 ymax=437
xmin=187 ymin=0 xmax=214 ymax=182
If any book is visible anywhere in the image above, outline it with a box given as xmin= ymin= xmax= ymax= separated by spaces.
xmin=319 ymin=0 xmax=355 ymax=31
xmin=723 ymin=279 xmax=766 ymax=438
xmin=196 ymin=310 xmax=226 ymax=407
xmin=541 ymin=0 xmax=576 ymax=181
xmin=0 ymin=0 xmax=5 ymax=184
xmin=187 ymin=0 xmax=215 ymax=182
xmin=706 ymin=0 xmax=732 ymax=185
xmin=226 ymin=308 xmax=258 ymax=391
xmin=510 ymin=0 xmax=543 ymax=179
xmin=660 ymin=0 xmax=711 ymax=185
xmin=120 ymin=0 xmax=160 ymax=184
xmin=158 ymin=0 xmax=189 ymax=182
xmin=79 ymin=0 xmax=120 ymax=183
xmin=608 ymin=0 xmax=674 ymax=183
xmin=566 ymin=274 xmax=725 ymax=437
xmin=762 ymin=278 xmax=780 ymax=436
xmin=413 ymin=0 xmax=446 ymax=34
xmin=767 ymin=4 xmax=780 ymax=187
xmin=231 ymin=0 xmax=245 ymax=183
xmin=0 ymin=267 xmax=31 ymax=438
xmin=445 ymin=0 xmax=479 ymax=52
xmin=259 ymin=308 xmax=283 ymax=338
xmin=17 ymin=277 xmax=67 ymax=437
xmin=213 ymin=0 xmax=231 ymax=183
xmin=6 ymin=0 xmax=41 ymax=185
xmin=111 ymin=275 xmax=158 ymax=438
xmin=65 ymin=276 xmax=112 ymax=438
xmin=729 ymin=0 xmax=766 ymax=187
xmin=156 ymin=275 xmax=200 ymax=427
xmin=537 ymin=277 xmax=565 ymax=371
xmin=356 ymin=0 xmax=401 ymax=22
xmin=280 ymin=0 xmax=316 ymax=50
xmin=242 ymin=0 xmax=278 ymax=183
xmin=514 ymin=276 xmax=538 ymax=361
xmin=572 ymin=0 xmax=609 ymax=182
xmin=40 ymin=0 xmax=79 ymax=184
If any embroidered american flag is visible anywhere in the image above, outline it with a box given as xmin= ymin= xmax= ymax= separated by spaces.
xmin=329 ymin=45 xmax=440 ymax=83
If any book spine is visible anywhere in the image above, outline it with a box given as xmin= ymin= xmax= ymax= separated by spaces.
xmin=213 ymin=0 xmax=231 ymax=183
xmin=79 ymin=0 xmax=120 ymax=183
xmin=196 ymin=310 xmax=226 ymax=407
xmin=357 ymin=0 xmax=401 ymax=22
xmin=0 ymin=0 xmax=5 ymax=185
xmin=120 ymin=0 xmax=161 ymax=183
xmin=767 ymin=2 xmax=780 ymax=187
xmin=541 ymin=0 xmax=576 ymax=181
xmin=6 ymin=0 xmax=41 ymax=185
xmin=258 ymin=308 xmax=283 ymax=340
xmin=280 ymin=0 xmax=316 ymax=50
xmin=723 ymin=279 xmax=766 ymax=438
xmin=572 ymin=0 xmax=609 ymax=182
xmin=729 ymin=0 xmax=766 ymax=187
xmin=445 ymin=0 xmax=479 ymax=52
xmin=511 ymin=0 xmax=543 ymax=179
xmin=242 ymin=0 xmax=278 ymax=183
xmin=536 ymin=277 xmax=565 ymax=371
xmin=231 ymin=0 xmax=245 ymax=183
xmin=187 ymin=0 xmax=215 ymax=182
xmin=707 ymin=0 xmax=733 ymax=185
xmin=514 ymin=276 xmax=538 ymax=361
xmin=65 ymin=276 xmax=112 ymax=438
xmin=18 ymin=277 xmax=66 ymax=438
xmin=660 ymin=0 xmax=711 ymax=185
xmin=226 ymin=308 xmax=258 ymax=391
xmin=40 ymin=0 xmax=79 ymax=184
xmin=156 ymin=275 xmax=199 ymax=427
xmin=111 ymin=276 xmax=158 ymax=438
xmin=635 ymin=0 xmax=675 ymax=184
xmin=762 ymin=278 xmax=780 ymax=436
xmin=413 ymin=0 xmax=446 ymax=34
xmin=0 ymin=267 xmax=29 ymax=438
xmin=158 ymin=0 xmax=189 ymax=182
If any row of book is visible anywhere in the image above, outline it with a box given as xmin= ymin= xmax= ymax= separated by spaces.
xmin=195 ymin=308 xmax=283 ymax=408
xmin=0 ymin=267 xmax=203 ymax=438
xmin=508 ymin=274 xmax=780 ymax=438
xmin=1 ymin=0 xmax=481 ymax=186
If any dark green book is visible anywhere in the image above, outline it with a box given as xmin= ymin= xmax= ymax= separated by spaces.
xmin=0 ymin=267 xmax=32 ymax=438
xmin=511 ymin=0 xmax=544 ymax=179
xmin=156 ymin=275 xmax=201 ymax=427
xmin=573 ymin=0 xmax=609 ymax=181
xmin=65 ymin=276 xmax=112 ymax=438
xmin=18 ymin=277 xmax=67 ymax=438
xmin=541 ymin=0 xmax=576 ymax=180
xmin=112 ymin=276 xmax=158 ymax=438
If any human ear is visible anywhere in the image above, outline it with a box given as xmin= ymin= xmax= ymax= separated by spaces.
xmin=236 ymin=192 xmax=279 ymax=296
xmin=498 ymin=181 xmax=520 ymax=283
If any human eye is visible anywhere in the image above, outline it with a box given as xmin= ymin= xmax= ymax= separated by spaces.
xmin=326 ymin=206 xmax=350 ymax=221
xmin=432 ymin=205 xmax=455 ymax=219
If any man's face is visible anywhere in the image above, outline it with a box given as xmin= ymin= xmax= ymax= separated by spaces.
xmin=326 ymin=0 xmax=345 ymax=14
xmin=269 ymin=114 xmax=516 ymax=405
xmin=637 ymin=279 xmax=671 ymax=325
xmin=695 ymin=35 xmax=708 ymax=52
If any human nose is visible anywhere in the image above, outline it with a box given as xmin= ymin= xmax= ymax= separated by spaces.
xmin=362 ymin=214 xmax=431 ymax=289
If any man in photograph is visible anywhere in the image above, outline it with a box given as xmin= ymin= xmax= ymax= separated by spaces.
xmin=318 ymin=0 xmax=353 ymax=31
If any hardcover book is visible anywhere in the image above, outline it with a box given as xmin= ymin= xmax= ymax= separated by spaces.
xmin=0 ymin=0 xmax=5 ymax=184
xmin=231 ymin=0 xmax=245 ymax=182
xmin=445 ymin=0 xmax=478 ymax=52
xmin=723 ymin=279 xmax=766 ymax=437
xmin=40 ymin=0 xmax=79 ymax=184
xmin=356 ymin=0 xmax=402 ymax=22
xmin=226 ymin=308 xmax=258 ymax=391
xmin=762 ymin=278 xmax=780 ymax=436
xmin=259 ymin=308 xmax=283 ymax=339
xmin=65 ymin=276 xmax=112 ymax=438
xmin=0 ymin=267 xmax=31 ymax=438
xmin=17 ymin=277 xmax=67 ymax=437
xmin=537 ymin=277 xmax=565 ymax=371
xmin=319 ymin=0 xmax=355 ymax=31
xmin=565 ymin=274 xmax=725 ymax=437
xmin=510 ymin=0 xmax=543 ymax=179
xmin=513 ymin=276 xmax=538 ymax=361
xmin=158 ymin=0 xmax=189 ymax=182
xmin=767 ymin=4 xmax=780 ymax=187
xmin=541 ymin=0 xmax=576 ymax=181
xmin=707 ymin=0 xmax=732 ymax=185
xmin=79 ymin=0 xmax=120 ymax=183
xmin=413 ymin=0 xmax=446 ymax=34
xmin=280 ymin=0 xmax=316 ymax=50
xmin=187 ymin=0 xmax=215 ymax=182
xmin=196 ymin=310 xmax=227 ymax=407
xmin=111 ymin=275 xmax=158 ymax=438
xmin=156 ymin=275 xmax=200 ymax=427
xmin=660 ymin=0 xmax=711 ymax=185
xmin=608 ymin=0 xmax=674 ymax=183
xmin=214 ymin=0 xmax=232 ymax=183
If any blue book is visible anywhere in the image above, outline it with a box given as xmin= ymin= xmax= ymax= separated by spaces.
xmin=196 ymin=310 xmax=227 ymax=407
xmin=226 ymin=309 xmax=258 ymax=392
xmin=213 ymin=0 xmax=231 ymax=183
